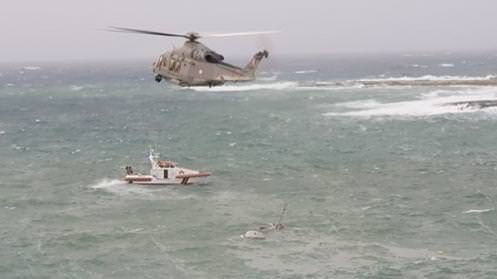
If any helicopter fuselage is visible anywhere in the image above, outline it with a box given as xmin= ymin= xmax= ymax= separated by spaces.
xmin=152 ymin=41 xmax=268 ymax=87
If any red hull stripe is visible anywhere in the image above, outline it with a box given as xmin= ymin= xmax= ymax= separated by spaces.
xmin=175 ymin=172 xmax=211 ymax=178
xmin=125 ymin=176 xmax=153 ymax=182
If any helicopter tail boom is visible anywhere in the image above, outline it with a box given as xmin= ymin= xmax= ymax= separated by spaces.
xmin=243 ymin=50 xmax=269 ymax=78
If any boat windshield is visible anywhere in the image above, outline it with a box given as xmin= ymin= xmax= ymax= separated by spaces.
xmin=157 ymin=160 xmax=176 ymax=168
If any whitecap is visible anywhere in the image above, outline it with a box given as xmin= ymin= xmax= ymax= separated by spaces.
xmin=439 ymin=63 xmax=455 ymax=68
xmin=324 ymin=87 xmax=497 ymax=118
xmin=359 ymin=74 xmax=496 ymax=82
xmin=410 ymin=64 xmax=429 ymax=68
xmin=127 ymin=228 xmax=145 ymax=233
xmin=331 ymin=99 xmax=382 ymax=109
xmin=463 ymin=208 xmax=494 ymax=214
xmin=258 ymin=75 xmax=278 ymax=81
xmin=189 ymin=81 xmax=298 ymax=92
xmin=240 ymin=230 xmax=266 ymax=239
xmin=295 ymin=70 xmax=318 ymax=74
xmin=297 ymin=82 xmax=365 ymax=91
xmin=70 ymin=85 xmax=84 ymax=91
xmin=421 ymin=87 xmax=497 ymax=98
xmin=303 ymin=75 xmax=497 ymax=91
xmin=22 ymin=66 xmax=41 ymax=71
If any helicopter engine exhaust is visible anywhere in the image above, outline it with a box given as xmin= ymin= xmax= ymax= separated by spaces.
xmin=204 ymin=51 xmax=224 ymax=63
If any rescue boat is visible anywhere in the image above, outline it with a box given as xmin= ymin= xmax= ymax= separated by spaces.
xmin=124 ymin=149 xmax=210 ymax=185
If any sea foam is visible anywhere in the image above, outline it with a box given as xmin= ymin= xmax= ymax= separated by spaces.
xmin=189 ymin=81 xmax=298 ymax=92
xmin=89 ymin=179 xmax=158 ymax=196
xmin=463 ymin=208 xmax=494 ymax=214
xmin=324 ymin=87 xmax=497 ymax=118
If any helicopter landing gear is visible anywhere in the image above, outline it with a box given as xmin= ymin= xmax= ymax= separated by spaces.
xmin=154 ymin=75 xmax=162 ymax=82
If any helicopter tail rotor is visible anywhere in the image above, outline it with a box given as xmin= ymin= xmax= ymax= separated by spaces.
xmin=243 ymin=50 xmax=270 ymax=77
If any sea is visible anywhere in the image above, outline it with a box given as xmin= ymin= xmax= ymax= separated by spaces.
xmin=1 ymin=52 xmax=497 ymax=278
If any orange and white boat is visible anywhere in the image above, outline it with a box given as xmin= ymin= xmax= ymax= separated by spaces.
xmin=124 ymin=149 xmax=210 ymax=185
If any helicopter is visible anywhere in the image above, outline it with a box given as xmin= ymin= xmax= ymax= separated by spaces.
xmin=108 ymin=27 xmax=278 ymax=87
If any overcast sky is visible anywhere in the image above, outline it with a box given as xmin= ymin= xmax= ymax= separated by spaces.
xmin=2 ymin=0 xmax=497 ymax=63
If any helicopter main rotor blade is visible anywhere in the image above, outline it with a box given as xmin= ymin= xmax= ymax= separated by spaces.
xmin=203 ymin=30 xmax=280 ymax=38
xmin=107 ymin=26 xmax=189 ymax=39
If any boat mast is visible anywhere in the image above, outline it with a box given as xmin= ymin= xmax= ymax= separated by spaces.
xmin=149 ymin=148 xmax=158 ymax=168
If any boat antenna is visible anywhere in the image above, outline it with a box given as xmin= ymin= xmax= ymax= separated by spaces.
xmin=277 ymin=203 xmax=287 ymax=225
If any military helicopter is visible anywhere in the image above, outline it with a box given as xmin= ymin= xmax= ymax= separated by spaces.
xmin=109 ymin=27 xmax=278 ymax=87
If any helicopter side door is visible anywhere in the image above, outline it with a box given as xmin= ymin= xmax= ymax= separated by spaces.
xmin=155 ymin=54 xmax=172 ymax=78
xmin=167 ymin=55 xmax=189 ymax=76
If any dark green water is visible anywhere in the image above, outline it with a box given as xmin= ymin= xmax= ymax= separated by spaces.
xmin=1 ymin=54 xmax=497 ymax=278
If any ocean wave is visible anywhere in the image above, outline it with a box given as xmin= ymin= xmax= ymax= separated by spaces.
xmin=258 ymin=75 xmax=278 ymax=81
xmin=187 ymin=81 xmax=367 ymax=92
xmin=354 ymin=74 xmax=497 ymax=87
xmin=410 ymin=64 xmax=429 ymax=68
xmin=186 ymin=74 xmax=497 ymax=93
xmin=296 ymin=86 xmax=362 ymax=91
xmin=189 ymin=81 xmax=298 ymax=92
xmin=439 ymin=63 xmax=455 ymax=68
xmin=324 ymin=88 xmax=497 ymax=118
xmin=70 ymin=85 xmax=85 ymax=91
xmin=231 ymin=228 xmax=453 ymax=276
xmin=463 ymin=208 xmax=494 ymax=214
xmin=89 ymin=179 xmax=159 ymax=196
xmin=295 ymin=70 xmax=318 ymax=74
xmin=22 ymin=66 xmax=41 ymax=71
xmin=359 ymin=75 xmax=497 ymax=82
xmin=421 ymin=87 xmax=497 ymax=99
xmin=296 ymin=75 xmax=497 ymax=90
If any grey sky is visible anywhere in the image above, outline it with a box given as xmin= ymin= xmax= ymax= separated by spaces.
xmin=2 ymin=0 xmax=497 ymax=62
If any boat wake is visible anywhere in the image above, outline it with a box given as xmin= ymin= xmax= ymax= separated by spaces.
xmin=324 ymin=87 xmax=497 ymax=118
xmin=89 ymin=179 xmax=160 ymax=196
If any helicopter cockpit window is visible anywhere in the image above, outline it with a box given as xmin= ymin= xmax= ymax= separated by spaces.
xmin=192 ymin=49 xmax=202 ymax=60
